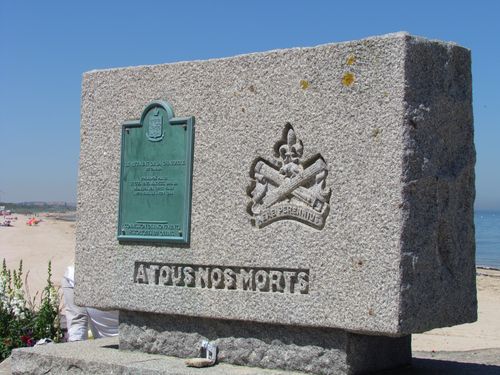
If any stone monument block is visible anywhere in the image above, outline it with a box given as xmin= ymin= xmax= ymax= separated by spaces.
xmin=70 ymin=32 xmax=475 ymax=374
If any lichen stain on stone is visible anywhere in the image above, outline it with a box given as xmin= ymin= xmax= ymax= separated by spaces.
xmin=371 ymin=128 xmax=382 ymax=138
xmin=346 ymin=55 xmax=356 ymax=66
xmin=299 ymin=79 xmax=309 ymax=90
xmin=342 ymin=73 xmax=355 ymax=87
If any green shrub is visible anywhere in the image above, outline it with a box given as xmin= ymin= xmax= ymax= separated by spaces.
xmin=0 ymin=260 xmax=62 ymax=361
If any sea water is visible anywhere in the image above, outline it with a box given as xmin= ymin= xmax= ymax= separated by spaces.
xmin=475 ymin=211 xmax=500 ymax=269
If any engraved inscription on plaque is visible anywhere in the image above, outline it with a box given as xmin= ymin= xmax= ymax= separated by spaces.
xmin=117 ymin=101 xmax=195 ymax=243
xmin=248 ymin=123 xmax=331 ymax=229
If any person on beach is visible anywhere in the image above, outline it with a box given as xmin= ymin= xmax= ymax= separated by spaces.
xmin=62 ymin=265 xmax=118 ymax=341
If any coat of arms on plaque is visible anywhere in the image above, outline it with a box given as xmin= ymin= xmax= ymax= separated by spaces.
xmin=248 ymin=123 xmax=331 ymax=229
xmin=147 ymin=109 xmax=164 ymax=142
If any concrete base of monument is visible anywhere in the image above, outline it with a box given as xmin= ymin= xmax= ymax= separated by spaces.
xmin=119 ymin=311 xmax=411 ymax=375
xmin=11 ymin=337 xmax=305 ymax=375
xmin=10 ymin=337 xmax=500 ymax=375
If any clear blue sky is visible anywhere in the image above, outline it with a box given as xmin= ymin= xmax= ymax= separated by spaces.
xmin=0 ymin=1 xmax=499 ymax=209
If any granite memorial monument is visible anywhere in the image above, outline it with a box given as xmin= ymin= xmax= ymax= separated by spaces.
xmin=12 ymin=32 xmax=476 ymax=375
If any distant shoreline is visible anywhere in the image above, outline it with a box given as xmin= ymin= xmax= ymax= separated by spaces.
xmin=53 ymin=214 xmax=77 ymax=222
xmin=477 ymin=265 xmax=500 ymax=273
xmin=2 ymin=210 xmax=499 ymax=268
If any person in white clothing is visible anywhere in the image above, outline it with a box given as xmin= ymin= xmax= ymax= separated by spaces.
xmin=62 ymin=265 xmax=119 ymax=341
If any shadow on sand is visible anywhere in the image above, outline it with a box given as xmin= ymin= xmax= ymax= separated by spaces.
xmin=376 ymin=356 xmax=500 ymax=374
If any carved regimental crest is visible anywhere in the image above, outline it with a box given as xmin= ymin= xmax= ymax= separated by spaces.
xmin=248 ymin=124 xmax=331 ymax=229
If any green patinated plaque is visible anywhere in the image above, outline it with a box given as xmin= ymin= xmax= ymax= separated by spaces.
xmin=118 ymin=100 xmax=194 ymax=244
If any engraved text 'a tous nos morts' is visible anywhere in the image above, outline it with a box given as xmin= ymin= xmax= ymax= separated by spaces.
xmin=134 ymin=262 xmax=309 ymax=294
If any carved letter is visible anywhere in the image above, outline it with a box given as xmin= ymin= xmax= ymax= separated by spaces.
xmin=237 ymin=269 xmax=254 ymax=290
xmin=211 ymin=268 xmax=224 ymax=289
xmin=269 ymin=270 xmax=284 ymax=292
xmin=183 ymin=267 xmax=195 ymax=287
xmin=135 ymin=264 xmax=147 ymax=284
xmin=172 ymin=266 xmax=183 ymax=286
xmin=283 ymin=271 xmax=296 ymax=293
xmin=297 ymin=271 xmax=309 ymax=294
xmin=224 ymin=268 xmax=236 ymax=290
xmin=255 ymin=270 xmax=269 ymax=292
xmin=196 ymin=267 xmax=210 ymax=288
xmin=146 ymin=264 xmax=160 ymax=285
xmin=158 ymin=266 xmax=172 ymax=285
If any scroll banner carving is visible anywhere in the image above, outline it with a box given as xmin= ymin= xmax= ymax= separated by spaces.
xmin=248 ymin=124 xmax=331 ymax=229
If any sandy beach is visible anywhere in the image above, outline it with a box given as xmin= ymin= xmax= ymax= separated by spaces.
xmin=0 ymin=212 xmax=499 ymax=354
xmin=0 ymin=213 xmax=76 ymax=296
xmin=413 ymin=267 xmax=500 ymax=352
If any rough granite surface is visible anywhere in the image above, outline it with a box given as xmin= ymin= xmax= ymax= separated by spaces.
xmin=10 ymin=337 xmax=306 ymax=375
xmin=119 ymin=311 xmax=410 ymax=374
xmin=398 ymin=37 xmax=476 ymax=332
xmin=9 ymin=339 xmax=500 ymax=375
xmin=75 ymin=32 xmax=476 ymax=335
